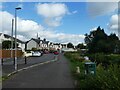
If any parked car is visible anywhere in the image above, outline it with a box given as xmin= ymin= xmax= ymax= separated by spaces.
xmin=44 ymin=50 xmax=49 ymax=54
xmin=53 ymin=51 xmax=59 ymax=55
xmin=40 ymin=51 xmax=43 ymax=56
xmin=32 ymin=51 xmax=41 ymax=57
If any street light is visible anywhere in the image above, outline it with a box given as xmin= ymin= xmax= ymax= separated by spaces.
xmin=11 ymin=19 xmax=14 ymax=60
xmin=14 ymin=7 xmax=21 ymax=71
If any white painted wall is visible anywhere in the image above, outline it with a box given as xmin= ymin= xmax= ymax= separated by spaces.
xmin=27 ymin=40 xmax=37 ymax=50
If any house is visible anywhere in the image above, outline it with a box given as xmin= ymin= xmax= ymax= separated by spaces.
xmin=61 ymin=44 xmax=67 ymax=48
xmin=41 ymin=38 xmax=49 ymax=50
xmin=26 ymin=38 xmax=49 ymax=50
xmin=0 ymin=33 xmax=25 ymax=51
xmin=26 ymin=38 xmax=40 ymax=50
xmin=53 ymin=43 xmax=61 ymax=50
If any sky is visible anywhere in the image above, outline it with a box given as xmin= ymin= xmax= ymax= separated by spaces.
xmin=0 ymin=1 xmax=119 ymax=45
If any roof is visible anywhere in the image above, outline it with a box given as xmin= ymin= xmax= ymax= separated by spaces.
xmin=26 ymin=38 xmax=43 ymax=44
xmin=53 ymin=43 xmax=60 ymax=45
xmin=26 ymin=38 xmax=50 ymax=45
xmin=0 ymin=33 xmax=25 ymax=44
xmin=32 ymin=38 xmax=40 ymax=44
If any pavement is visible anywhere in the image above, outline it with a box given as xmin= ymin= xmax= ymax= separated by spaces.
xmin=2 ymin=53 xmax=75 ymax=88
xmin=2 ymin=53 xmax=55 ymax=76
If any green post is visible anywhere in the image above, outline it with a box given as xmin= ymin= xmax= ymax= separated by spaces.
xmin=84 ymin=62 xmax=96 ymax=75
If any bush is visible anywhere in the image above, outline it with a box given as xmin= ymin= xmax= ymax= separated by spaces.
xmin=64 ymin=52 xmax=120 ymax=89
xmin=31 ymin=47 xmax=38 ymax=51
xmin=78 ymin=64 xmax=120 ymax=89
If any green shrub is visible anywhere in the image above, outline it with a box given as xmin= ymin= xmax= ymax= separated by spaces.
xmin=79 ymin=64 xmax=120 ymax=89
xmin=64 ymin=52 xmax=120 ymax=89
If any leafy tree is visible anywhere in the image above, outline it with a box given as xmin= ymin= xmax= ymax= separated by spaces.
xmin=2 ymin=40 xmax=18 ymax=49
xmin=77 ymin=43 xmax=86 ymax=49
xmin=85 ymin=26 xmax=120 ymax=53
xmin=67 ymin=42 xmax=74 ymax=48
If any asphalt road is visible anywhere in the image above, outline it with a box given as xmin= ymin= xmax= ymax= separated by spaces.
xmin=2 ymin=53 xmax=74 ymax=88
xmin=2 ymin=54 xmax=55 ymax=76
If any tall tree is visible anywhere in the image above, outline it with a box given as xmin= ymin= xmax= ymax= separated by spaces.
xmin=67 ymin=42 xmax=74 ymax=48
xmin=84 ymin=26 xmax=120 ymax=53
xmin=77 ymin=43 xmax=86 ymax=49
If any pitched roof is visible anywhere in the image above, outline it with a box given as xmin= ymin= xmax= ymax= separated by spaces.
xmin=31 ymin=38 xmax=40 ymax=44
xmin=0 ymin=33 xmax=25 ymax=44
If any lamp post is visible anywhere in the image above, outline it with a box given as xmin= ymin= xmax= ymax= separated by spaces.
xmin=14 ymin=7 xmax=21 ymax=71
xmin=11 ymin=19 xmax=14 ymax=62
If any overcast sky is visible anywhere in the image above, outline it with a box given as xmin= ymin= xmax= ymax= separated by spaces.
xmin=0 ymin=1 xmax=119 ymax=45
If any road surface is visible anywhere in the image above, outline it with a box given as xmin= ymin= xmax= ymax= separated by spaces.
xmin=2 ymin=53 xmax=74 ymax=88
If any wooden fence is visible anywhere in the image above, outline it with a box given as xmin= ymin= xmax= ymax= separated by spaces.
xmin=0 ymin=50 xmax=24 ymax=58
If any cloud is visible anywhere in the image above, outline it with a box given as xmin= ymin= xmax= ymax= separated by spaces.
xmin=55 ymin=33 xmax=85 ymax=45
xmin=0 ymin=11 xmax=14 ymax=33
xmin=107 ymin=14 xmax=120 ymax=40
xmin=36 ymin=3 xmax=68 ymax=18
xmin=108 ymin=14 xmax=118 ymax=31
xmin=1 ymin=11 xmax=85 ymax=45
xmin=87 ymin=0 xmax=119 ymax=2
xmin=90 ymin=27 xmax=98 ymax=31
xmin=87 ymin=2 xmax=118 ymax=17
xmin=72 ymin=10 xmax=78 ymax=14
xmin=0 ymin=11 xmax=44 ymax=40
xmin=36 ymin=3 xmax=68 ymax=27
xmin=17 ymin=3 xmax=23 ymax=9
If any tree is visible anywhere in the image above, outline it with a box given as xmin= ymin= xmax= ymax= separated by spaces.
xmin=2 ymin=40 xmax=18 ymax=49
xmin=77 ymin=43 xmax=86 ymax=49
xmin=84 ymin=26 xmax=120 ymax=53
xmin=67 ymin=42 xmax=74 ymax=48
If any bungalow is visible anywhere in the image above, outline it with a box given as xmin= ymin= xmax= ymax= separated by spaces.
xmin=0 ymin=33 xmax=25 ymax=51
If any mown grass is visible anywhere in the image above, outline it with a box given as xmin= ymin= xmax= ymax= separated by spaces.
xmin=1 ymin=75 xmax=9 ymax=81
xmin=64 ymin=52 xmax=120 ymax=89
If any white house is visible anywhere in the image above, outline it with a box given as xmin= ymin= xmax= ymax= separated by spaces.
xmin=0 ymin=33 xmax=25 ymax=51
xmin=26 ymin=38 xmax=40 ymax=50
xmin=26 ymin=38 xmax=49 ymax=50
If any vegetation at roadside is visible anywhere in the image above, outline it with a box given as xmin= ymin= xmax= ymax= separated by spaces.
xmin=64 ymin=52 xmax=120 ymax=89
xmin=2 ymin=75 xmax=9 ymax=81
xmin=85 ymin=26 xmax=120 ymax=54
xmin=2 ymin=40 xmax=18 ymax=49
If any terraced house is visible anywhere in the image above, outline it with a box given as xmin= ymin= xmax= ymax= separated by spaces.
xmin=25 ymin=37 xmax=68 ymax=51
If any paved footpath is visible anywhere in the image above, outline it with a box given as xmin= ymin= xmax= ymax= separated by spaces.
xmin=2 ymin=53 xmax=75 ymax=88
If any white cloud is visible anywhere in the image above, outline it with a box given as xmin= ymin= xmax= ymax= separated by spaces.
xmin=1 ymin=11 xmax=85 ymax=45
xmin=87 ymin=2 xmax=118 ymax=17
xmin=72 ymin=10 xmax=78 ymax=14
xmin=17 ymin=3 xmax=23 ymax=9
xmin=36 ymin=3 xmax=68 ymax=27
xmin=56 ymin=33 xmax=85 ymax=45
xmin=108 ymin=14 xmax=118 ymax=31
xmin=87 ymin=0 xmax=119 ymax=2
xmin=37 ymin=3 xmax=68 ymax=18
xmin=90 ymin=27 xmax=98 ymax=31
xmin=44 ymin=16 xmax=62 ymax=27
xmin=0 ymin=11 xmax=14 ymax=33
